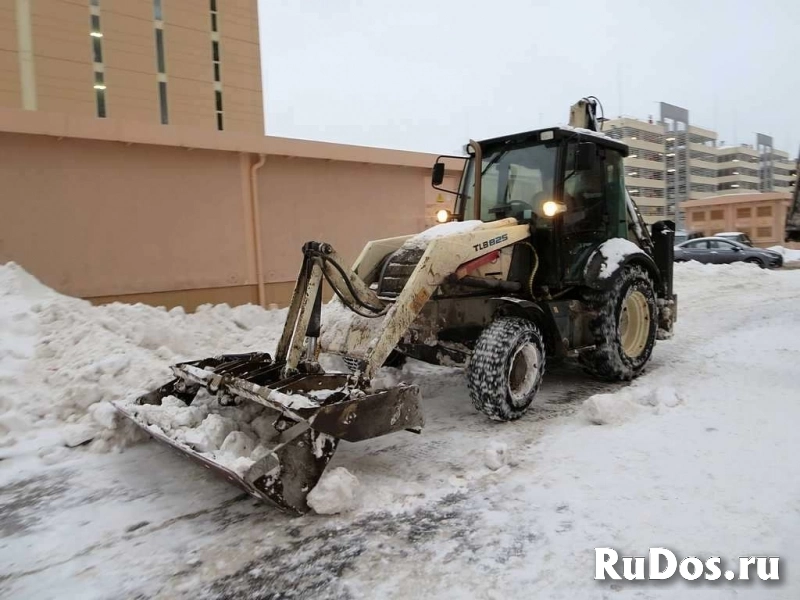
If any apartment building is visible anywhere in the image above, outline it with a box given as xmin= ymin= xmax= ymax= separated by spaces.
xmin=1 ymin=0 xmax=263 ymax=132
xmin=604 ymin=107 xmax=797 ymax=228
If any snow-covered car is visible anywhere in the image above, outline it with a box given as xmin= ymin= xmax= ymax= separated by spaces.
xmin=674 ymin=237 xmax=783 ymax=268
xmin=715 ymin=231 xmax=754 ymax=247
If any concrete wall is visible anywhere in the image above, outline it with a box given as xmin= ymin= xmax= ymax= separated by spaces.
xmin=0 ymin=128 xmax=443 ymax=308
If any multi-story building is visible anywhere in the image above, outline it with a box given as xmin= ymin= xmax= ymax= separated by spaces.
xmin=603 ymin=117 xmax=666 ymax=222
xmin=1 ymin=0 xmax=263 ymax=133
xmin=604 ymin=107 xmax=797 ymax=228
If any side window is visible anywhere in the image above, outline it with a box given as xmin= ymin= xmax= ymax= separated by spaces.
xmin=685 ymin=240 xmax=707 ymax=249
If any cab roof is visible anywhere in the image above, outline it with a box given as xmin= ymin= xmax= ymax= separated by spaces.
xmin=477 ymin=126 xmax=629 ymax=158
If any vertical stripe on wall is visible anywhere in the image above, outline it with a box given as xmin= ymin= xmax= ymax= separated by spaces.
xmin=15 ymin=0 xmax=37 ymax=110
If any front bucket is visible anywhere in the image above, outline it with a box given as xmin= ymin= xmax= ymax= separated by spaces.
xmin=114 ymin=353 xmax=424 ymax=513
xmin=115 ymin=400 xmax=338 ymax=513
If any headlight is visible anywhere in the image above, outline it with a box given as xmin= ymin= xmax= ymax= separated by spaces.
xmin=542 ymin=201 xmax=566 ymax=217
xmin=436 ymin=209 xmax=451 ymax=223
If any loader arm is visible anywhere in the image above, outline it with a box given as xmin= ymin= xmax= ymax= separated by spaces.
xmin=314 ymin=219 xmax=531 ymax=379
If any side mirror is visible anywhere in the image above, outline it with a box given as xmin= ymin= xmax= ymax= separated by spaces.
xmin=733 ymin=245 xmax=742 ymax=251
xmin=575 ymin=142 xmax=597 ymax=171
xmin=431 ymin=162 xmax=445 ymax=186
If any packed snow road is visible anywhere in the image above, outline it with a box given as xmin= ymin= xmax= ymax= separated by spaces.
xmin=1 ymin=262 xmax=799 ymax=599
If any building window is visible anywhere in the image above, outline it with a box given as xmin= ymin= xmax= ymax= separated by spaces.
xmin=756 ymin=206 xmax=772 ymax=217
xmin=92 ymin=36 xmax=103 ymax=62
xmin=756 ymin=227 xmax=772 ymax=238
xmin=89 ymin=7 xmax=106 ymax=118
xmin=736 ymin=207 xmax=751 ymax=219
xmin=710 ymin=210 xmax=724 ymax=220
xmin=152 ymin=3 xmax=169 ymax=124
xmin=95 ymin=87 xmax=106 ymax=118
xmin=210 ymin=2 xmax=223 ymax=129
xmin=155 ymin=29 xmax=166 ymax=73
xmin=157 ymin=81 xmax=168 ymax=124
xmin=692 ymin=212 xmax=706 ymax=222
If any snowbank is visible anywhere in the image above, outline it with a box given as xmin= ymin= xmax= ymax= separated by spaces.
xmin=307 ymin=467 xmax=360 ymax=514
xmin=582 ymin=386 xmax=682 ymax=425
xmin=769 ymin=245 xmax=800 ymax=263
xmin=0 ymin=262 xmax=287 ymax=456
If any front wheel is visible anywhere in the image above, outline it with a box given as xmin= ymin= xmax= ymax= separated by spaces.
xmin=580 ymin=265 xmax=658 ymax=381
xmin=467 ymin=317 xmax=547 ymax=421
xmin=745 ymin=257 xmax=765 ymax=268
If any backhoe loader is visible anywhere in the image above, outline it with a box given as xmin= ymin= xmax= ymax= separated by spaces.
xmin=115 ymin=97 xmax=677 ymax=512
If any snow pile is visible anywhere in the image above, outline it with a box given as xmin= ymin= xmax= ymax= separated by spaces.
xmin=484 ymin=441 xmax=512 ymax=471
xmin=307 ymin=467 xmax=360 ymax=514
xmin=768 ymin=245 xmax=800 ymax=263
xmin=582 ymin=385 xmax=682 ymax=425
xmin=594 ymin=238 xmax=644 ymax=279
xmin=0 ymin=262 xmax=287 ymax=455
xmin=319 ymin=297 xmax=387 ymax=356
xmin=121 ymin=392 xmax=283 ymax=477
xmin=403 ymin=220 xmax=484 ymax=249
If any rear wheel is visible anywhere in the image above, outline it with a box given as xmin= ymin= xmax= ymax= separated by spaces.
xmin=580 ymin=265 xmax=658 ymax=381
xmin=467 ymin=317 xmax=546 ymax=421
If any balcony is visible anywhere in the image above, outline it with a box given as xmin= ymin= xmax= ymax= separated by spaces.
xmin=626 ymin=176 xmax=665 ymax=189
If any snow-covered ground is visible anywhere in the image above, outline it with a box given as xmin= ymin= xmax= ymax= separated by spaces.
xmin=1 ymin=261 xmax=799 ymax=599
xmin=769 ymin=245 xmax=800 ymax=264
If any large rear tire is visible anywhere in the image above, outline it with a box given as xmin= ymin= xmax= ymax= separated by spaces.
xmin=467 ymin=317 xmax=546 ymax=421
xmin=580 ymin=265 xmax=658 ymax=381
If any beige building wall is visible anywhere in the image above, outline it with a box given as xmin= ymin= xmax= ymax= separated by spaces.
xmin=216 ymin=0 xmax=263 ymax=133
xmin=30 ymin=0 xmax=95 ymax=116
xmin=1 ymin=0 xmax=264 ymax=133
xmin=102 ymin=0 xmax=160 ymax=123
xmin=0 ymin=1 xmax=21 ymax=108
xmin=163 ymin=2 xmax=216 ymax=130
xmin=683 ymin=193 xmax=794 ymax=247
xmin=0 ymin=107 xmax=444 ymax=309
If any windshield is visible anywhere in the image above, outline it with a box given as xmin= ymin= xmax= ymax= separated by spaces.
xmin=459 ymin=143 xmax=558 ymax=222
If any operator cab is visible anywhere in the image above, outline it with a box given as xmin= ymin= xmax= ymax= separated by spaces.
xmin=455 ymin=127 xmax=629 ymax=239
xmin=432 ymin=127 xmax=632 ymax=285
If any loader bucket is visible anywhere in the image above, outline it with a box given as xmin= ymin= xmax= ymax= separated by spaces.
xmin=114 ymin=352 xmax=423 ymax=513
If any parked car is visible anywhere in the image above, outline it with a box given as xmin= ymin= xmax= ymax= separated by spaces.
xmin=674 ymin=230 xmax=704 ymax=245
xmin=715 ymin=231 xmax=754 ymax=246
xmin=674 ymin=237 xmax=783 ymax=268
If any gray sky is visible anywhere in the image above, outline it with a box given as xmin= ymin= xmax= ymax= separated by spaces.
xmin=258 ymin=0 xmax=800 ymax=157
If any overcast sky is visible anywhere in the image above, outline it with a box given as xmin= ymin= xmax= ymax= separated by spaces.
xmin=258 ymin=0 xmax=799 ymax=157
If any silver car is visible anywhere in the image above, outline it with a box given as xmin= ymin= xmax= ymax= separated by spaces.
xmin=674 ymin=237 xmax=783 ymax=268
